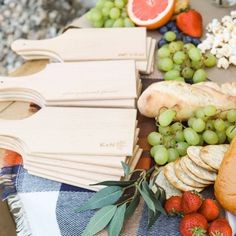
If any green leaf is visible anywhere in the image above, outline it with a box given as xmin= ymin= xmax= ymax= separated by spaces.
xmin=108 ymin=203 xmax=127 ymax=236
xmin=159 ymin=187 xmax=166 ymax=206
xmin=149 ymin=171 xmax=159 ymax=188
xmin=148 ymin=208 xmax=161 ymax=229
xmin=91 ymin=180 xmax=136 ymax=187
xmin=82 ymin=205 xmax=117 ymax=236
xmin=76 ymin=186 xmax=122 ymax=212
xmin=121 ymin=161 xmax=130 ymax=177
xmin=137 ymin=184 xmax=156 ymax=213
xmin=125 ymin=194 xmax=140 ymax=219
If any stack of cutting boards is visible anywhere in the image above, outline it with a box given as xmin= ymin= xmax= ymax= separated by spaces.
xmin=11 ymin=28 xmax=156 ymax=75
xmin=0 ymin=60 xmax=140 ymax=108
xmin=0 ymin=107 xmax=142 ymax=191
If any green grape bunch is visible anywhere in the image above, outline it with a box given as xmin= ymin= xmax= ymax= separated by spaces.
xmin=86 ymin=0 xmax=135 ymax=28
xmin=147 ymin=106 xmax=236 ymax=166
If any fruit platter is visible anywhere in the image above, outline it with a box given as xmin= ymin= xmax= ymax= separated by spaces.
xmin=1 ymin=0 xmax=236 ymax=236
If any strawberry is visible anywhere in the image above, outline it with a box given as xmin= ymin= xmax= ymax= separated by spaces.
xmin=176 ymin=10 xmax=203 ymax=37
xmin=208 ymin=218 xmax=232 ymax=236
xmin=180 ymin=213 xmax=208 ymax=236
xmin=198 ymin=199 xmax=220 ymax=222
xmin=182 ymin=191 xmax=203 ymax=215
xmin=164 ymin=196 xmax=183 ymax=215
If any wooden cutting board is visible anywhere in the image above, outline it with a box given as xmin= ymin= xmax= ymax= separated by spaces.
xmin=11 ymin=28 xmax=147 ymax=61
xmin=0 ymin=60 xmax=138 ymax=103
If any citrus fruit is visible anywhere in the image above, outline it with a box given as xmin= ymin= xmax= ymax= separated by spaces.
xmin=127 ymin=0 xmax=175 ymax=29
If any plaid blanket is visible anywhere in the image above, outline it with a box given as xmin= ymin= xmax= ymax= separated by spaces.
xmin=1 ymin=149 xmax=235 ymax=236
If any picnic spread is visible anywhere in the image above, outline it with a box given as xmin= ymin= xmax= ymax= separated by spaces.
xmin=1 ymin=0 xmax=236 ymax=235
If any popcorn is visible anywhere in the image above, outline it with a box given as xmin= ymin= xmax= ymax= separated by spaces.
xmin=198 ymin=11 xmax=236 ymax=69
xmin=217 ymin=57 xmax=230 ymax=69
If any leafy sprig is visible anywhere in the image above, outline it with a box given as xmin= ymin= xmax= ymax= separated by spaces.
xmin=76 ymin=163 xmax=166 ymax=236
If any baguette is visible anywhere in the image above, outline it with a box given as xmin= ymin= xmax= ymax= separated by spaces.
xmin=215 ymin=137 xmax=236 ymax=214
xmin=138 ymin=81 xmax=236 ymax=119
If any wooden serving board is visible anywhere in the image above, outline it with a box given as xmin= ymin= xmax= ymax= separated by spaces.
xmin=0 ymin=60 xmax=138 ymax=104
xmin=11 ymin=28 xmax=147 ymax=61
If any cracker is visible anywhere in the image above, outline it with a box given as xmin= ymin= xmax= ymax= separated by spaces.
xmin=152 ymin=169 xmax=181 ymax=199
xmin=187 ymin=146 xmax=216 ymax=172
xmin=184 ymin=156 xmax=217 ymax=182
xmin=164 ymin=162 xmax=204 ymax=192
xmin=200 ymin=144 xmax=229 ymax=170
xmin=174 ymin=159 xmax=207 ymax=188
xmin=180 ymin=156 xmax=213 ymax=185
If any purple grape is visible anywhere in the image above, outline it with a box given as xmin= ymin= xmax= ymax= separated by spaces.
xmin=183 ymin=35 xmax=192 ymax=44
xmin=191 ymin=38 xmax=201 ymax=46
xmin=158 ymin=38 xmax=168 ymax=48
xmin=166 ymin=21 xmax=175 ymax=29
xmin=159 ymin=26 xmax=168 ymax=35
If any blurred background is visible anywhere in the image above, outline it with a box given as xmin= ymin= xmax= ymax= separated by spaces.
xmin=0 ymin=0 xmax=95 ymax=75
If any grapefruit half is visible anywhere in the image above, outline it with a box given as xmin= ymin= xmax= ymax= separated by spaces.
xmin=127 ymin=0 xmax=175 ymax=29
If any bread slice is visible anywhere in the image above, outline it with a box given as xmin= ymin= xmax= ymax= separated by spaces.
xmin=174 ymin=159 xmax=207 ymax=188
xmin=183 ymin=156 xmax=217 ymax=182
xmin=200 ymin=144 xmax=229 ymax=170
xmin=164 ymin=162 xmax=204 ymax=192
xmin=152 ymin=169 xmax=181 ymax=199
xmin=187 ymin=146 xmax=216 ymax=172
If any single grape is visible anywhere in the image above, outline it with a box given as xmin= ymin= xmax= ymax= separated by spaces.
xmin=171 ymin=122 xmax=183 ymax=133
xmin=113 ymin=18 xmax=124 ymax=27
xmin=203 ymin=105 xmax=217 ymax=117
xmin=124 ymin=18 xmax=135 ymax=27
xmin=109 ymin=7 xmax=121 ymax=19
xmin=175 ymin=130 xmax=185 ymax=142
xmin=193 ymin=69 xmax=206 ymax=83
xmin=182 ymin=67 xmax=194 ymax=79
xmin=158 ymin=109 xmax=176 ymax=127
xmin=188 ymin=117 xmax=196 ymax=127
xmin=114 ymin=0 xmax=125 ymax=8
xmin=218 ymin=111 xmax=227 ymax=120
xmin=91 ymin=8 xmax=103 ymax=21
xmin=173 ymin=64 xmax=182 ymax=71
xmin=176 ymin=142 xmax=189 ymax=156
xmin=183 ymin=43 xmax=195 ymax=51
xmin=93 ymin=20 xmax=104 ymax=28
xmin=183 ymin=35 xmax=192 ymax=44
xmin=206 ymin=120 xmax=214 ymax=130
xmin=214 ymin=119 xmax=226 ymax=131
xmin=150 ymin=145 xmax=164 ymax=157
xmin=121 ymin=9 xmax=128 ymax=18
xmin=157 ymin=58 xmax=174 ymax=72
xmin=183 ymin=128 xmax=200 ymax=145
xmin=154 ymin=146 xmax=169 ymax=165
xmin=191 ymin=38 xmax=201 ymax=46
xmin=147 ymin=132 xmax=163 ymax=146
xmin=158 ymin=38 xmax=168 ymax=48
xmin=204 ymin=53 xmax=217 ymax=67
xmin=104 ymin=1 xmax=114 ymax=8
xmin=102 ymin=7 xmax=110 ymax=16
xmin=157 ymin=47 xmax=171 ymax=58
xmin=195 ymin=108 xmax=207 ymax=120
xmin=227 ymin=109 xmax=236 ymax=122
xmin=104 ymin=19 xmax=115 ymax=27
xmin=96 ymin=0 xmax=106 ymax=8
xmin=159 ymin=26 xmax=169 ymax=35
xmin=203 ymin=130 xmax=218 ymax=144
xmin=188 ymin=47 xmax=202 ymax=61
xmin=192 ymin=118 xmax=206 ymax=133
xmin=159 ymin=126 xmax=171 ymax=135
xmin=216 ymin=131 xmax=226 ymax=144
xmin=169 ymin=41 xmax=181 ymax=53
xmin=173 ymin=51 xmax=186 ymax=65
xmin=168 ymin=148 xmax=179 ymax=162
xmin=226 ymin=125 xmax=236 ymax=139
xmin=164 ymin=70 xmax=180 ymax=81
xmin=164 ymin=31 xmax=176 ymax=42
xmin=176 ymin=41 xmax=184 ymax=50
xmin=198 ymin=134 xmax=204 ymax=145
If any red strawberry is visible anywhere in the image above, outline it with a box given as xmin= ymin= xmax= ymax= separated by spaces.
xmin=182 ymin=191 xmax=203 ymax=215
xmin=180 ymin=213 xmax=208 ymax=236
xmin=164 ymin=196 xmax=183 ymax=215
xmin=208 ymin=218 xmax=232 ymax=236
xmin=176 ymin=10 xmax=203 ymax=37
xmin=198 ymin=199 xmax=220 ymax=222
